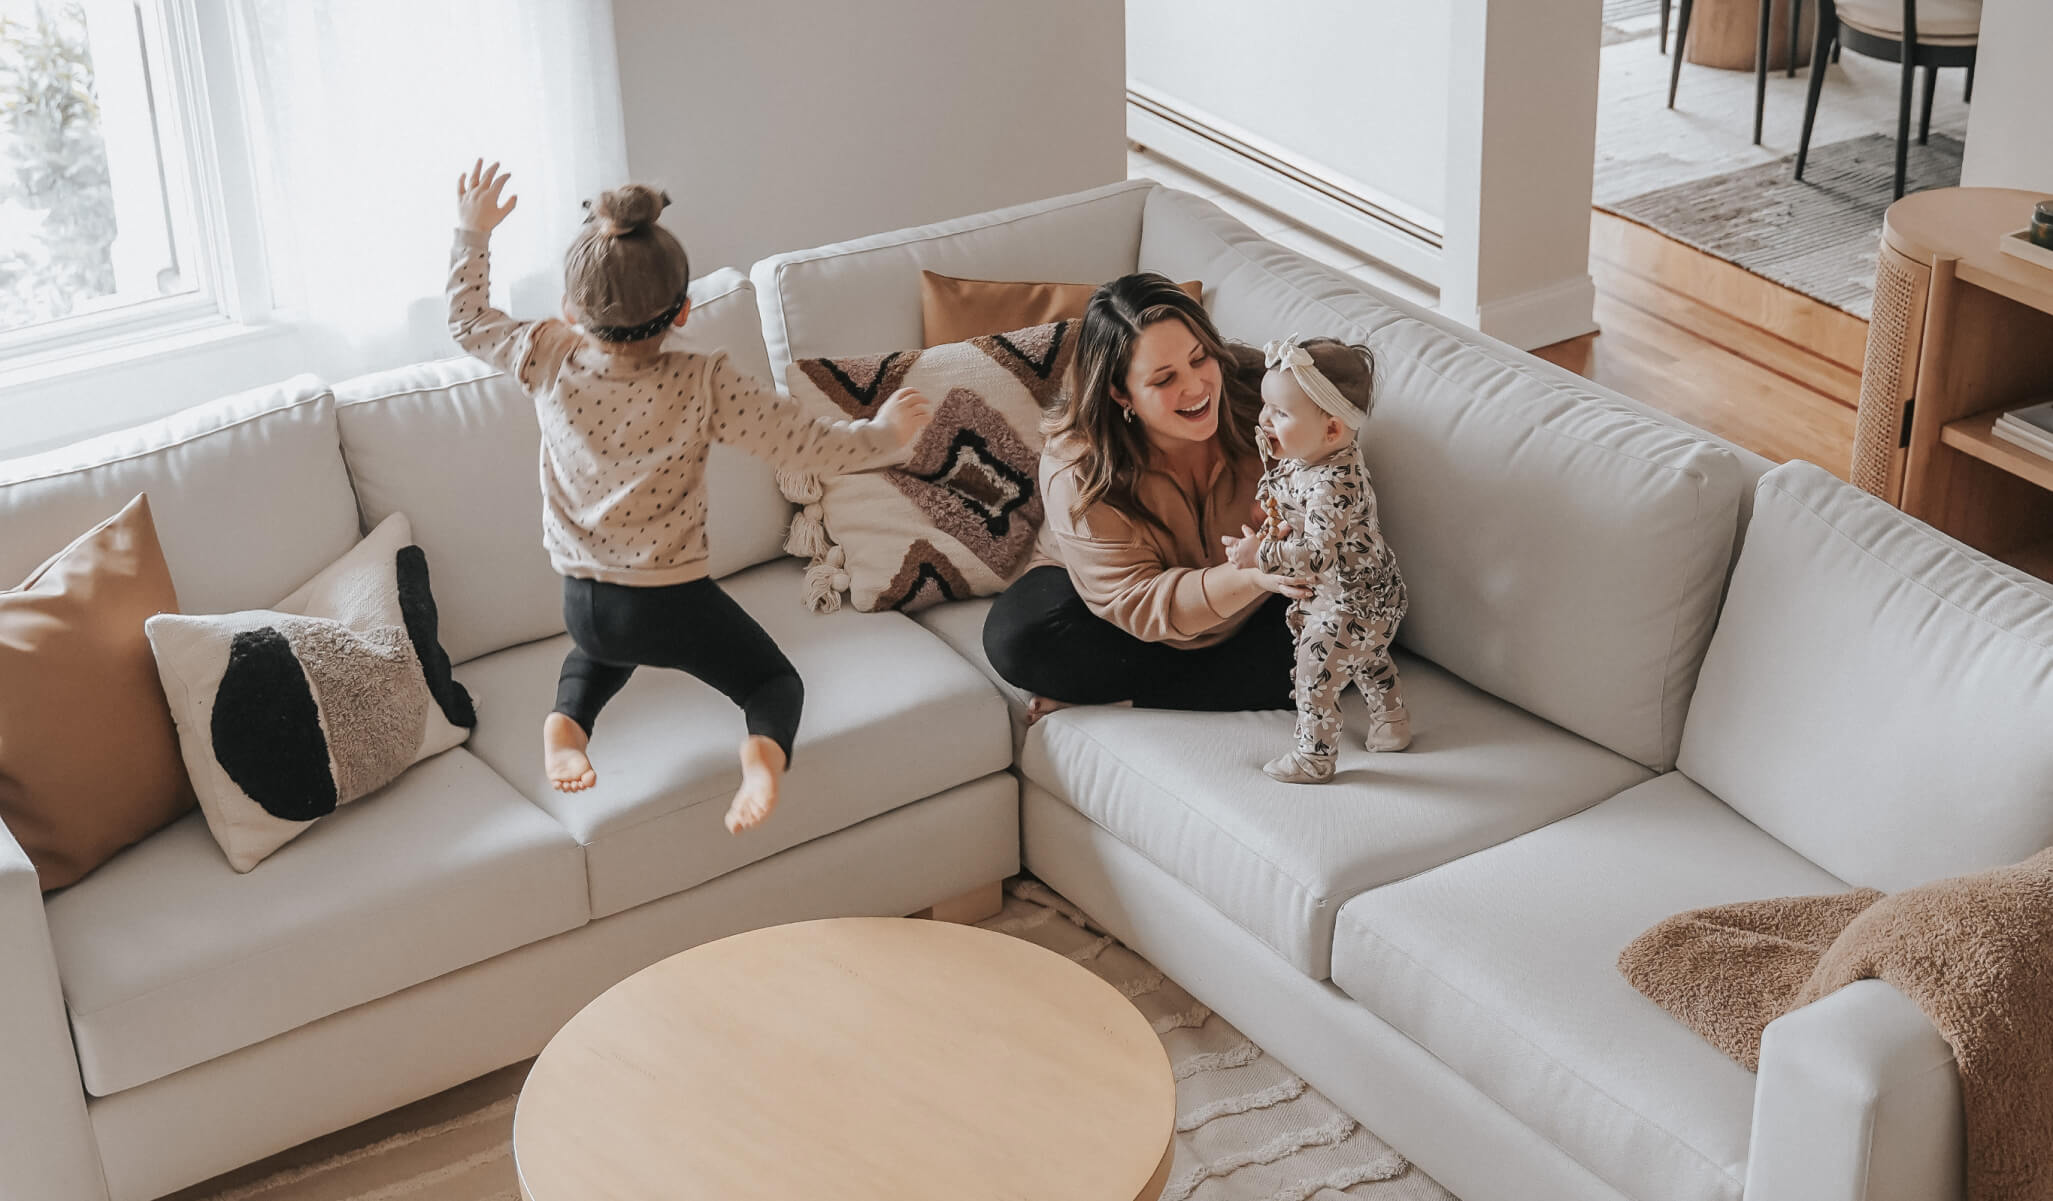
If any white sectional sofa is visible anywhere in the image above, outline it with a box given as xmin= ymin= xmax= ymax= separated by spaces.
xmin=5 ymin=178 xmax=2050 ymax=1201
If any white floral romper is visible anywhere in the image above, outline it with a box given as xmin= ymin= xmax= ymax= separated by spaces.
xmin=1256 ymin=441 xmax=1408 ymax=765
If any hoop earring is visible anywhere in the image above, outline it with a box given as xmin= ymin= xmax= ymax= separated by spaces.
xmin=1122 ymin=406 xmax=1134 ymax=424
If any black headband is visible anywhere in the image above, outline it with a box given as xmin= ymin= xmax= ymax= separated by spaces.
xmin=587 ymin=288 xmax=689 ymax=343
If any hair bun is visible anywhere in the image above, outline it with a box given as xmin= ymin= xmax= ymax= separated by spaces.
xmin=590 ymin=184 xmax=669 ymax=237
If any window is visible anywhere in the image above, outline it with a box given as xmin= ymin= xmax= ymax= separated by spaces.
xmin=0 ymin=0 xmax=262 ymax=366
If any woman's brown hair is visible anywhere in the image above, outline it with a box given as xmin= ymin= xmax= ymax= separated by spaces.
xmin=563 ymin=184 xmax=690 ymax=339
xmin=1049 ymin=272 xmax=1264 ymax=535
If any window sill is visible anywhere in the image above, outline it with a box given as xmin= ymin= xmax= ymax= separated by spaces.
xmin=0 ymin=316 xmax=297 ymax=392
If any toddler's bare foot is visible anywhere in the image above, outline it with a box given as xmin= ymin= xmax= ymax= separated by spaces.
xmin=726 ymin=735 xmax=786 ymax=834
xmin=1024 ymin=696 xmax=1076 ymax=727
xmin=543 ymin=712 xmax=597 ymax=792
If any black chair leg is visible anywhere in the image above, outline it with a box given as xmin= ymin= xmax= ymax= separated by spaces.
xmin=1795 ymin=12 xmax=1834 ymax=180
xmin=1895 ymin=51 xmax=1914 ymax=198
xmin=1965 ymin=59 xmax=1975 ymax=103
xmin=1788 ymin=0 xmax=1802 ymax=76
xmin=1660 ymin=0 xmax=1672 ymax=53
xmin=1668 ymin=0 xmax=1696 ymax=108
xmin=1919 ymin=64 xmax=1936 ymax=144
xmin=1754 ymin=0 xmax=1772 ymax=144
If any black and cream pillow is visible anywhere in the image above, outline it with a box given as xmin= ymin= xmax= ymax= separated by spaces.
xmin=145 ymin=513 xmax=476 ymax=872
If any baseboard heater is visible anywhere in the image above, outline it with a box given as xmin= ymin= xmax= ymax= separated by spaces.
xmin=1125 ymin=86 xmax=1443 ymax=286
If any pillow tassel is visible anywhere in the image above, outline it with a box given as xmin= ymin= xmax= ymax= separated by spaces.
xmin=785 ymin=503 xmax=830 ymax=561
xmin=801 ymin=546 xmax=849 ymax=614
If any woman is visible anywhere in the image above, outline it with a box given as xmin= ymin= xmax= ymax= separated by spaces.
xmin=983 ymin=272 xmax=1311 ymax=722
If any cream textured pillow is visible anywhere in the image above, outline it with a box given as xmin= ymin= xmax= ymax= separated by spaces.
xmin=145 ymin=513 xmax=476 ymax=871
xmin=781 ymin=320 xmax=1076 ymax=612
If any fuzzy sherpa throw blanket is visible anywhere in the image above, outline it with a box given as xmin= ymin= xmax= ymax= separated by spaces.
xmin=1619 ymin=847 xmax=2053 ymax=1201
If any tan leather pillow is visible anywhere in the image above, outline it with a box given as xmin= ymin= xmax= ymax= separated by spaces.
xmin=0 ymin=494 xmax=194 ymax=890
xmin=920 ymin=272 xmax=1203 ymax=347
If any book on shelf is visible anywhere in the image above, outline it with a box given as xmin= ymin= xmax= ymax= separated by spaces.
xmin=1992 ymin=400 xmax=2053 ymax=461
xmin=1992 ymin=422 xmax=2053 ymax=461
xmin=2000 ymin=397 xmax=2053 ymax=439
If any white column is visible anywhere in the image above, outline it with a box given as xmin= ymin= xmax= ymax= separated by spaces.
xmin=1440 ymin=0 xmax=1603 ymax=351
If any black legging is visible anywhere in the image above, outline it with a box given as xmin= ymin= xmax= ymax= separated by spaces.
xmin=555 ymin=576 xmax=803 ymax=761
xmin=982 ymin=565 xmax=1294 ymax=711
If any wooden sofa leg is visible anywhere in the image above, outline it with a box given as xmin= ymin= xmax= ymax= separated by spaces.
xmin=922 ymin=880 xmax=1005 ymax=925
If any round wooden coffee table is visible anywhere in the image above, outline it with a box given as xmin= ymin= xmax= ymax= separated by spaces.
xmin=513 ymin=917 xmax=1176 ymax=1201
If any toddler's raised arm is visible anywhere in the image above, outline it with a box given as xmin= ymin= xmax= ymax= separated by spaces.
xmin=706 ymin=354 xmax=904 ymax=475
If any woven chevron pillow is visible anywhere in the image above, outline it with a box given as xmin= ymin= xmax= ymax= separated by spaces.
xmin=780 ymin=320 xmax=1076 ymax=613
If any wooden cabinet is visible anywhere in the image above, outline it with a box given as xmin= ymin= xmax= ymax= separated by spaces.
xmin=1854 ymin=187 xmax=2053 ymax=584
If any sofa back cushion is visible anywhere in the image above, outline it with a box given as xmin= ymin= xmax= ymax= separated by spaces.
xmin=1679 ymin=462 xmax=2053 ymax=890
xmin=1138 ymin=186 xmax=1747 ymax=771
xmin=750 ymin=180 xmax=1152 ymax=384
xmin=0 ymin=377 xmax=360 ymax=618
xmin=335 ymin=269 xmax=790 ymax=664
xmin=1364 ymin=320 xmax=1745 ymax=770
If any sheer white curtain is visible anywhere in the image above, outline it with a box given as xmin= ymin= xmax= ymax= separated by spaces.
xmin=240 ymin=0 xmax=628 ymax=380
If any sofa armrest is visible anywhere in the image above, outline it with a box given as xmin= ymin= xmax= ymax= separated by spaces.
xmin=1744 ymin=978 xmax=1962 ymax=1201
xmin=0 ymin=820 xmax=106 ymax=1201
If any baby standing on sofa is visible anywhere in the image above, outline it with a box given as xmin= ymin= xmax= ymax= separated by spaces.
xmin=1226 ymin=336 xmax=1409 ymax=784
xmin=446 ymin=160 xmax=932 ymax=832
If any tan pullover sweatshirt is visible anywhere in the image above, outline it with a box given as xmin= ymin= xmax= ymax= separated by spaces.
xmin=1030 ymin=432 xmax=1270 ymax=648
xmin=448 ymin=229 xmax=900 ymax=586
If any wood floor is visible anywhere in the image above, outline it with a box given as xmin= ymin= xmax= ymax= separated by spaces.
xmin=1535 ymin=212 xmax=1860 ymax=479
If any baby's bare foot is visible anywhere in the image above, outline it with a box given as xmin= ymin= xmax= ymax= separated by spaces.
xmin=1024 ymin=696 xmax=1076 ymax=727
xmin=543 ymin=712 xmax=597 ymax=792
xmin=726 ymin=735 xmax=786 ymax=834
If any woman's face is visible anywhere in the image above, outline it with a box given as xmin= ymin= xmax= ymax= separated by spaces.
xmin=1117 ymin=317 xmax=1223 ymax=450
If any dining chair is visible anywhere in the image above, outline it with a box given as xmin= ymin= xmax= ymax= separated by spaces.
xmin=1665 ymin=0 xmax=1808 ymax=146
xmin=1794 ymin=0 xmax=1981 ymax=200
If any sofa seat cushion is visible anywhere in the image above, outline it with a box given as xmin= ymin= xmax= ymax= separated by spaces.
xmin=45 ymin=748 xmax=586 ymax=1097
xmin=909 ymin=596 xmax=1030 ymax=752
xmin=1019 ymin=651 xmax=1652 ymax=979
xmin=455 ymin=560 xmax=1012 ymax=919
xmin=1331 ymin=772 xmax=1852 ymax=1201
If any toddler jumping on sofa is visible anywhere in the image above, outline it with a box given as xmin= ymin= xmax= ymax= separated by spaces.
xmin=1225 ymin=335 xmax=1409 ymax=784
xmin=446 ymin=160 xmax=932 ymax=832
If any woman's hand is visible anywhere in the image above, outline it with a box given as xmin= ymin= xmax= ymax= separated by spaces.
xmin=456 ymin=158 xmax=518 ymax=234
xmin=877 ymin=387 xmax=936 ymax=447
xmin=1249 ymin=565 xmax=1315 ymax=601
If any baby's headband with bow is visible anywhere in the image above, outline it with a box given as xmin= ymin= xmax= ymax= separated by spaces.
xmin=1263 ymin=335 xmax=1363 ymax=430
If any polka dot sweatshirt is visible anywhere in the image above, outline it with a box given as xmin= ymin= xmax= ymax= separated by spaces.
xmin=447 ymin=229 xmax=902 ymax=586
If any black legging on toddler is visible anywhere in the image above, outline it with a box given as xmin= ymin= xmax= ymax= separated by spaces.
xmin=554 ymin=576 xmax=803 ymax=762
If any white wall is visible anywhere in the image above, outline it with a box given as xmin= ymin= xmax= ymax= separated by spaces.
xmin=1960 ymin=0 xmax=2053 ymax=192
xmin=611 ymin=0 xmax=1128 ymax=276
xmin=1125 ymin=0 xmax=1450 ymax=229
xmin=1126 ymin=0 xmax=1600 ymax=350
